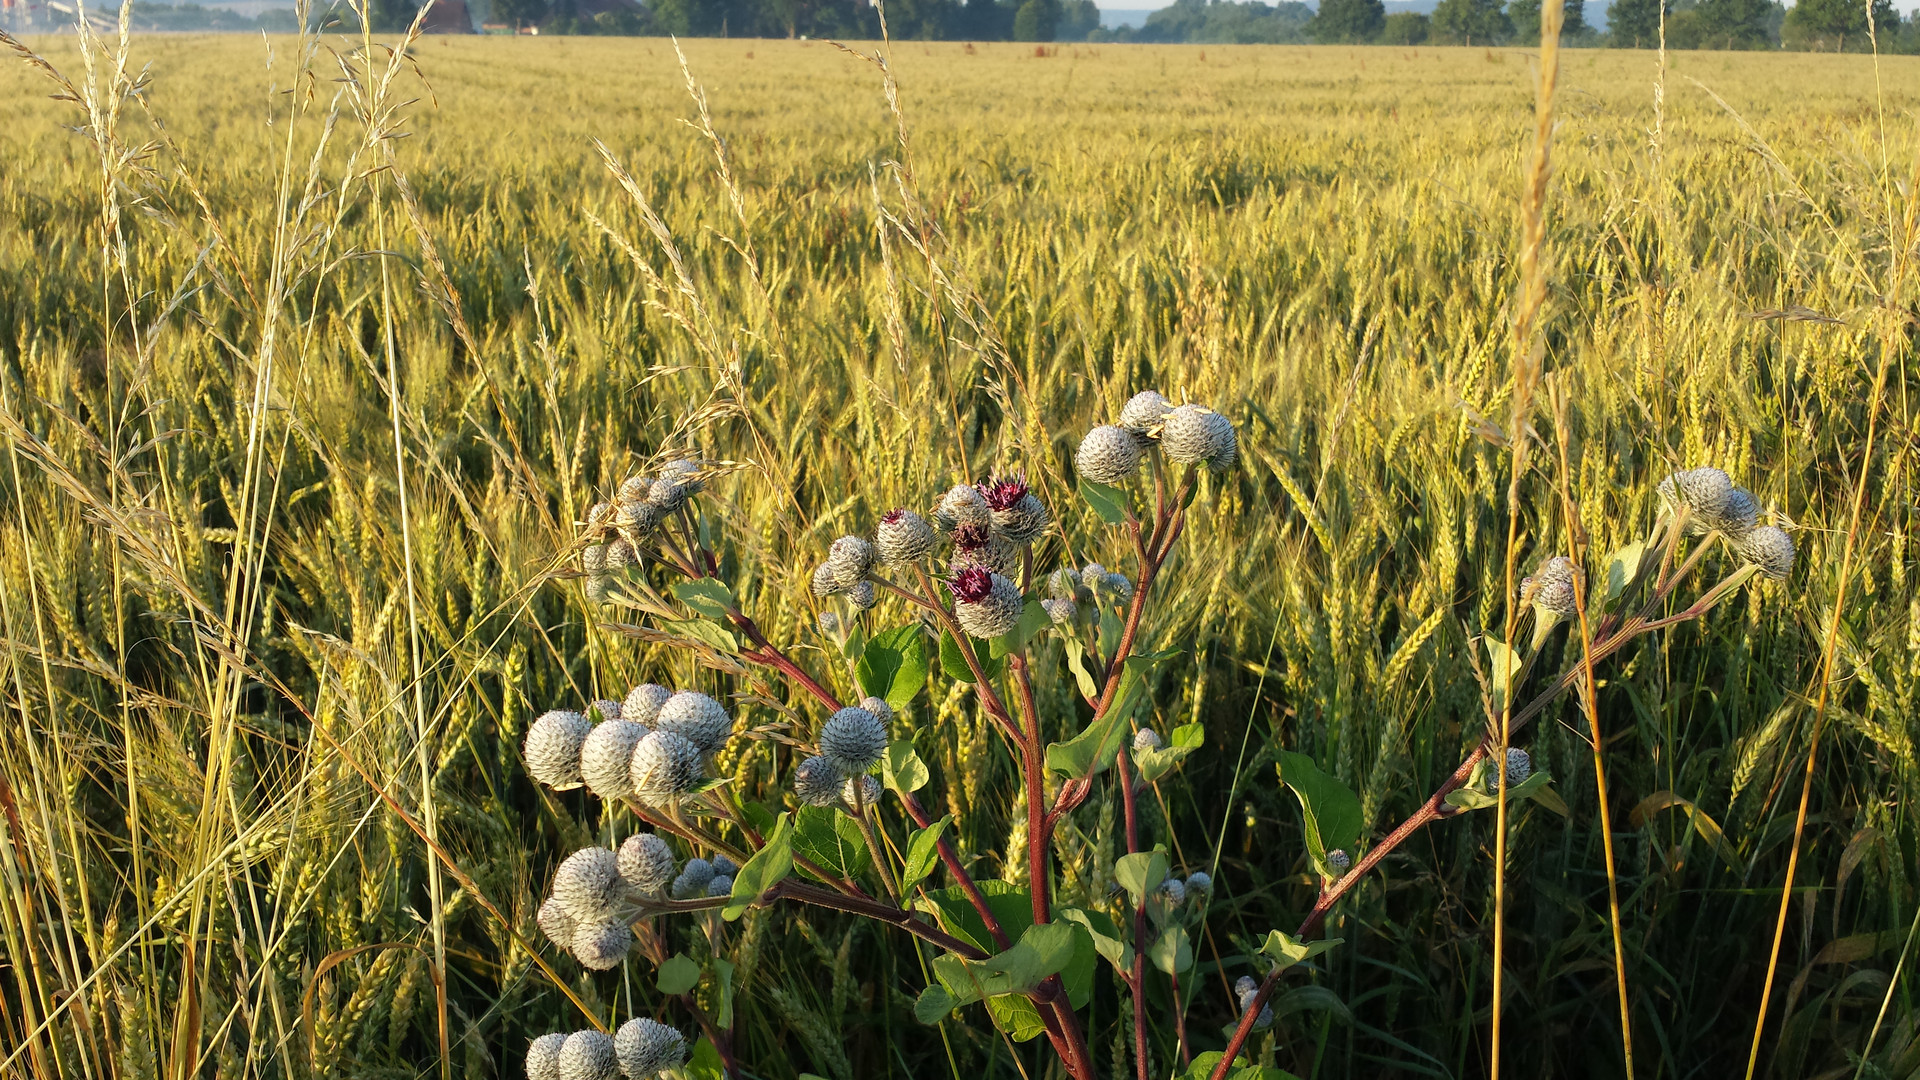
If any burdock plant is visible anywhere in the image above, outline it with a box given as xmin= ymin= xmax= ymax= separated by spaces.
xmin=523 ymin=422 xmax=1791 ymax=1080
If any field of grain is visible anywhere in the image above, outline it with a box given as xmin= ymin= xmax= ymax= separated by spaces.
xmin=0 ymin=28 xmax=1915 ymax=1080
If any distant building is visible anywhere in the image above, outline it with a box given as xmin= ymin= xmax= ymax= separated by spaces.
xmin=419 ymin=0 xmax=475 ymax=32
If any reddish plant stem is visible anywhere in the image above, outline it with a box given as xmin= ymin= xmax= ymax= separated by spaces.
xmin=772 ymin=879 xmax=987 ymax=960
xmin=1171 ymin=967 xmax=1192 ymax=1068
xmin=899 ymin=791 xmax=1012 ymax=950
xmin=1011 ymin=654 xmax=1051 ymax=925
xmin=1119 ymin=749 xmax=1150 ymax=1080
xmin=678 ymin=994 xmax=740 ymax=1079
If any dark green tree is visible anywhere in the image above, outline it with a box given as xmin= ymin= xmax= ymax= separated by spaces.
xmin=1379 ymin=9 xmax=1429 ymax=40
xmin=1431 ymin=0 xmax=1511 ymax=42
xmin=1012 ymin=0 xmax=1057 ymax=38
xmin=492 ymin=0 xmax=547 ymax=26
xmin=1311 ymin=0 xmax=1384 ymax=41
xmin=1056 ymin=0 xmax=1099 ymax=38
xmin=1607 ymin=0 xmax=1664 ymax=45
xmin=1782 ymin=0 xmax=1897 ymax=48
xmin=1692 ymin=0 xmax=1774 ymax=47
xmin=1509 ymin=0 xmax=1588 ymax=39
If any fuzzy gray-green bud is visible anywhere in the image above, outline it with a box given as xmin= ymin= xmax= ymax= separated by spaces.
xmin=877 ymin=508 xmax=937 ymax=565
xmin=848 ymin=580 xmax=878 ymax=611
xmin=614 ymin=1018 xmax=688 ymax=1079
xmin=622 ymin=683 xmax=672 ymax=726
xmin=572 ymin=919 xmax=633 ymax=971
xmin=654 ymin=691 xmax=732 ymax=754
xmin=1522 ymin=556 xmax=1582 ymax=620
xmin=613 ymin=497 xmax=663 ymax=536
xmin=1658 ymin=467 xmax=1746 ymax=535
xmin=937 ymin=484 xmax=991 ymax=531
xmin=658 ymin=458 xmax=705 ymax=495
xmin=842 ymin=774 xmax=882 ymax=809
xmin=1075 ymin=425 xmax=1142 ymax=484
xmin=1120 ymin=390 xmax=1172 ymax=438
xmin=1235 ymin=977 xmax=1274 ymax=1030
xmin=527 ymin=1033 xmax=568 ymax=1080
xmin=1492 ymin=747 xmax=1532 ymax=789
xmin=617 ymin=833 xmax=676 ymax=896
xmin=794 ymin=754 xmax=845 ymax=807
xmin=628 ymin=730 xmax=704 ymax=804
xmin=670 ymin=858 xmax=715 ymax=900
xmin=812 ymin=563 xmax=845 ymax=598
xmin=558 ymin=1030 xmax=619 ymax=1080
xmin=580 ymin=720 xmax=648 ymax=800
xmin=583 ymin=544 xmax=609 ymax=573
xmin=827 ymin=535 xmax=877 ymax=588
xmin=1327 ymin=849 xmax=1352 ymax=875
xmin=537 ymin=895 xmax=577 ymax=949
xmin=859 ymin=696 xmax=896 ymax=726
xmin=1133 ymin=728 xmax=1163 ymax=752
xmin=1048 ymin=567 xmax=1082 ymax=601
xmin=553 ymin=847 xmax=627 ymax=923
xmin=706 ymin=874 xmax=733 ymax=897
xmin=820 ymin=707 xmax=888 ymax=774
xmin=526 ymin=710 xmax=593 ymax=790
xmin=1161 ymin=404 xmax=1233 ymax=467
xmin=1740 ymin=526 xmax=1796 ymax=580
xmin=1041 ymin=597 xmax=1077 ymax=625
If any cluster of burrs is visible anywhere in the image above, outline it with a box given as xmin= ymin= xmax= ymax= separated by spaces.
xmin=1656 ymin=466 xmax=1796 ymax=580
xmin=536 ymin=832 xmax=740 ymax=970
xmin=1039 ymin=562 xmax=1136 ymax=628
xmin=579 ymin=459 xmax=706 ymax=603
xmin=810 ymin=474 xmax=1052 ymax=640
xmin=525 ymin=1018 xmax=687 ymax=1080
xmin=523 ymin=684 xmax=734 ymax=806
xmin=1234 ymin=976 xmax=1274 ymax=1031
xmin=1148 ymin=868 xmax=1214 ymax=917
xmin=1074 ymin=389 xmax=1239 ymax=483
xmin=791 ymin=698 xmax=894 ymax=811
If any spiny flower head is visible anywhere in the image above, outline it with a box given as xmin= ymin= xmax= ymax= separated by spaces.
xmin=1162 ymin=404 xmax=1234 ymax=467
xmin=711 ymin=855 xmax=739 ymax=877
xmin=977 ymin=475 xmax=1031 ymax=511
xmin=812 ymin=563 xmax=845 ymax=598
xmin=827 ymin=535 xmax=877 ymax=588
xmin=572 ymin=919 xmax=633 ymax=971
xmin=527 ymin=1032 xmax=568 ymax=1080
xmin=1047 ymin=567 xmax=1082 ymax=601
xmin=1184 ymin=871 xmax=1212 ymax=893
xmin=1741 ymin=526 xmax=1796 ymax=581
xmin=580 ymin=720 xmax=648 ymax=800
xmin=1235 ymin=978 xmax=1274 ymax=1030
xmin=628 ymin=730 xmax=704 ymax=804
xmin=1119 ymin=390 xmax=1172 ymax=438
xmin=952 ymin=570 xmax=1024 ymax=638
xmin=622 ymin=683 xmax=672 ymax=726
xmin=617 ymin=833 xmax=676 ymax=896
xmin=1075 ymin=425 xmax=1142 ymax=484
xmin=604 ymin=539 xmax=637 ymax=571
xmin=670 ymin=858 xmax=715 ymax=900
xmin=794 ymin=754 xmax=845 ymax=807
xmin=615 ymin=1018 xmax=688 ymax=1080
xmin=1041 ymin=597 xmax=1077 ymax=625
xmin=706 ymin=875 xmax=733 ymax=898
xmin=537 ymin=895 xmax=577 ymax=949
xmin=820 ymin=707 xmax=888 ymax=774
xmin=618 ymin=476 xmax=652 ymax=502
xmin=525 ymin=710 xmax=593 ymax=790
xmin=1133 ymin=728 xmax=1163 ymax=752
xmin=658 ymin=458 xmax=705 ymax=495
xmin=987 ymin=483 xmax=1050 ymax=545
xmin=1491 ymin=747 xmax=1532 ymax=789
xmin=653 ymin=691 xmax=732 ymax=754
xmin=557 ymin=1030 xmax=619 ymax=1080
xmin=583 ymin=544 xmax=609 ymax=574
xmin=859 ymin=696 xmax=896 ymax=726
xmin=552 ymin=847 xmax=626 ymax=923
xmin=848 ymin=580 xmax=878 ymax=611
xmin=842 ymin=774 xmax=882 ymax=808
xmin=1522 ymin=556 xmax=1582 ymax=619
xmin=876 ymin=508 xmax=937 ymax=565
xmin=647 ymin=476 xmax=690 ymax=515
xmin=951 ymin=524 xmax=1018 ymax=576
xmin=1158 ymin=877 xmax=1186 ymax=905
xmin=1658 ymin=466 xmax=1735 ymax=533
xmin=1327 ymin=849 xmax=1352 ymax=875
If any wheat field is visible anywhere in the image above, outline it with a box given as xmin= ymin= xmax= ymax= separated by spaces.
xmin=0 ymin=28 xmax=1916 ymax=1080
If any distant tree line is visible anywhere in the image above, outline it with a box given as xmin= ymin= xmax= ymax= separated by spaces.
xmin=84 ymin=0 xmax=1920 ymax=49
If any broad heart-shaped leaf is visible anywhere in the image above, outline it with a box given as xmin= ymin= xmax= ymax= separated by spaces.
xmin=710 ymin=957 xmax=736 ymax=1027
xmin=1060 ymin=906 xmax=1133 ymax=973
xmin=1059 ymin=922 xmax=1098 ymax=1009
xmin=901 ymin=815 xmax=953 ymax=892
xmin=792 ymin=804 xmax=870 ymax=880
xmin=685 ymin=1038 xmax=729 ymax=1080
xmin=1276 ymin=751 xmax=1362 ymax=879
xmin=1134 ymin=722 xmax=1204 ymax=784
xmin=882 ymin=740 xmax=929 ymax=795
xmin=724 ymin=812 xmax=792 ymax=920
xmin=857 ymin=625 xmax=929 ymax=711
xmin=1443 ymin=758 xmax=1557 ymax=813
xmin=991 ymin=599 xmax=1052 ymax=659
xmin=1603 ymin=539 xmax=1650 ymax=604
xmin=671 ymin=579 xmax=736 ymax=620
xmin=916 ymin=879 xmax=1034 ymax=954
xmin=1044 ymin=652 xmax=1170 ymax=778
xmin=1148 ymin=924 xmax=1193 ymax=974
xmin=656 ymin=616 xmax=739 ymax=655
xmin=656 ymin=953 xmax=701 ymax=996
xmin=1079 ymin=478 xmax=1130 ymax=525
xmin=985 ymin=994 xmax=1050 ymax=1042
xmin=940 ymin=628 xmax=1005 ymax=684
xmin=913 ymin=984 xmax=956 ymax=1024
xmin=1114 ymin=849 xmax=1169 ymax=908
xmin=1485 ymin=635 xmax=1522 ymax=716
xmin=930 ymin=922 xmax=1078 ymax=1009
xmin=1259 ymin=929 xmax=1342 ymax=974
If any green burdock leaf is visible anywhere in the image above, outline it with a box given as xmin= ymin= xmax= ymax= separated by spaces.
xmin=792 ymin=804 xmax=869 ymax=880
xmin=686 ymin=1039 xmax=728 ymax=1080
xmin=1275 ymin=751 xmax=1361 ymax=879
xmin=882 ymin=740 xmax=929 ymax=795
xmin=991 ymin=599 xmax=1052 ymax=658
xmin=930 ymin=922 xmax=1078 ymax=1008
xmin=711 ymin=957 xmax=736 ymax=1027
xmin=1079 ymin=478 xmax=1129 ymax=525
xmin=858 ymin=625 xmax=929 ymax=710
xmin=1044 ymin=652 xmax=1170 ymax=777
xmin=901 ymin=815 xmax=953 ymax=892
xmin=913 ymin=985 xmax=956 ymax=1024
xmin=1063 ymin=638 xmax=1100 ymax=701
xmin=1485 ymin=635 xmax=1521 ymax=715
xmin=940 ymin=628 xmax=1004 ymax=684
xmin=1443 ymin=756 xmax=1557 ymax=813
xmin=1060 ymin=906 xmax=1133 ymax=973
xmin=1258 ymin=929 xmax=1342 ymax=974
xmin=1186 ymin=1051 xmax=1299 ymax=1080
xmin=657 ymin=617 xmax=738 ymax=655
xmin=1114 ymin=849 xmax=1169 ymax=907
xmin=1134 ymin=722 xmax=1204 ymax=783
xmin=656 ymin=953 xmax=701 ymax=996
xmin=985 ymin=994 xmax=1050 ymax=1041
xmin=724 ymin=812 xmax=792 ymax=920
xmin=1148 ymin=925 xmax=1193 ymax=974
xmin=670 ymin=579 xmax=735 ymax=620
xmin=1603 ymin=539 xmax=1649 ymax=603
